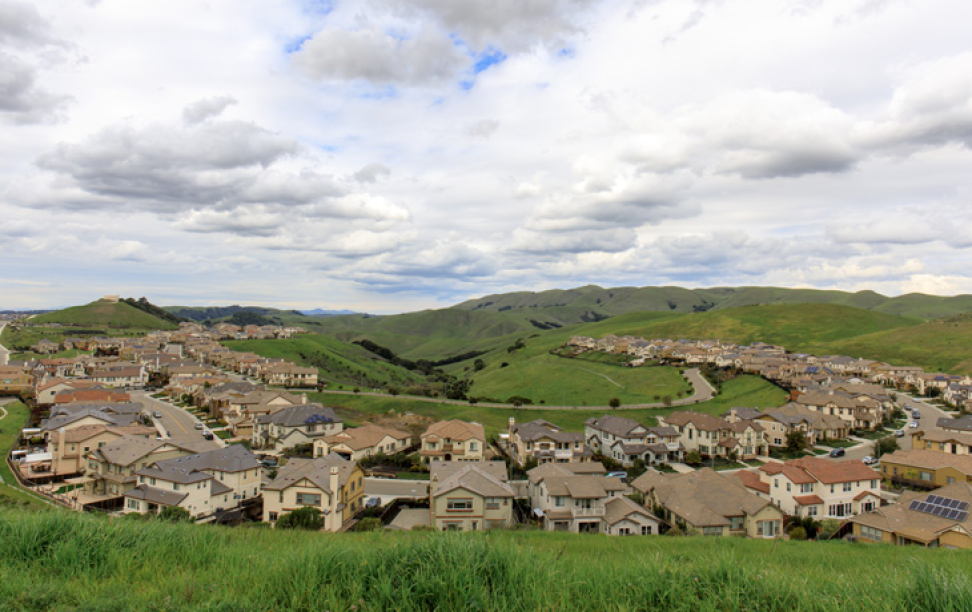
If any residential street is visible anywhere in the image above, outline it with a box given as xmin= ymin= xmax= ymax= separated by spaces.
xmin=131 ymin=390 xmax=225 ymax=449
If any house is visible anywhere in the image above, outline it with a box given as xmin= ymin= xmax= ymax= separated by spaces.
xmin=879 ymin=450 xmax=972 ymax=489
xmin=54 ymin=389 xmax=131 ymax=405
xmin=911 ymin=429 xmax=972 ymax=456
xmin=657 ymin=411 xmax=767 ymax=460
xmin=585 ymin=415 xmax=683 ymax=466
xmin=0 ymin=365 xmax=34 ymax=395
xmin=938 ymin=415 xmax=972 ymax=433
xmin=631 ymin=468 xmax=784 ymax=538
xmin=252 ymin=404 xmax=343 ymax=452
xmin=845 ymin=483 xmax=972 ymax=548
xmin=526 ymin=463 xmax=657 ymax=534
xmin=46 ymin=423 xmax=156 ymax=477
xmin=508 ymin=418 xmax=592 ymax=466
xmin=125 ymin=445 xmax=262 ymax=519
xmin=429 ymin=460 xmax=515 ymax=531
xmin=34 ymin=379 xmax=105 ymax=405
xmin=83 ymin=436 xmax=204 ymax=500
xmin=31 ymin=338 xmax=60 ymax=354
xmin=740 ymin=457 xmax=881 ymax=519
xmin=418 ymin=420 xmax=486 ymax=463
xmin=314 ymin=424 xmax=413 ymax=461
xmin=89 ymin=366 xmax=149 ymax=388
xmin=262 ymin=453 xmax=365 ymax=531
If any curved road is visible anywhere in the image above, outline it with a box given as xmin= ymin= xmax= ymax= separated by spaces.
xmin=315 ymin=368 xmax=717 ymax=411
xmin=132 ymin=390 xmax=225 ymax=449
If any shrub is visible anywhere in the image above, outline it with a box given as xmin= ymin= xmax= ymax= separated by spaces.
xmin=789 ymin=526 xmax=808 ymax=541
xmin=411 ymin=524 xmax=433 ymax=531
xmin=608 ymin=397 xmax=620 ymax=408
xmin=356 ymin=518 xmax=383 ymax=532
xmin=685 ymin=451 xmax=702 ymax=467
xmin=158 ymin=506 xmax=192 ymax=523
xmin=276 ymin=507 xmax=324 ymax=531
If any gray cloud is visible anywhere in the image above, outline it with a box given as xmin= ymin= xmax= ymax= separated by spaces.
xmin=182 ymin=96 xmax=237 ymax=125
xmin=465 ymin=119 xmax=499 ymax=138
xmin=354 ymin=162 xmax=391 ymax=183
xmin=0 ymin=51 xmax=70 ymax=123
xmin=0 ymin=1 xmax=56 ymax=46
xmin=292 ymin=26 xmax=465 ymax=85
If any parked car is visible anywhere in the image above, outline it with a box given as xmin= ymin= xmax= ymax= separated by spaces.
xmin=862 ymin=456 xmax=878 ymax=465
xmin=829 ymin=448 xmax=845 ymax=458
xmin=909 ymin=421 xmax=919 ymax=428
xmin=365 ymin=497 xmax=381 ymax=508
xmin=912 ymin=411 xmax=921 ymax=419
xmin=605 ymin=471 xmax=627 ymax=483
xmin=202 ymin=431 xmax=214 ymax=441
xmin=895 ymin=429 xmax=905 ymax=437
xmin=194 ymin=422 xmax=204 ymax=430
xmin=153 ymin=411 xmax=163 ymax=419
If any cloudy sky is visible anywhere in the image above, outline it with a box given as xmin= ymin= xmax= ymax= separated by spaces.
xmin=3 ymin=0 xmax=972 ymax=312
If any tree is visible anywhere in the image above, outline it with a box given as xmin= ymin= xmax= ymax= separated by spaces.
xmin=875 ymin=435 xmax=899 ymax=457
xmin=276 ymin=507 xmax=324 ymax=531
xmin=785 ymin=431 xmax=809 ymax=454
xmin=473 ymin=359 xmax=486 ymax=372
xmin=662 ymin=395 xmax=673 ymax=407
xmin=685 ymin=451 xmax=702 ymax=467
xmin=608 ymin=397 xmax=621 ymax=408
xmin=158 ymin=506 xmax=192 ymax=523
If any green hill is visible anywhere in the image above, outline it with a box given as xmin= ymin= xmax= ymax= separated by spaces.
xmin=1 ymin=510 xmax=970 ymax=611
xmin=30 ymin=299 xmax=178 ymax=330
xmin=222 ymin=335 xmax=427 ymax=390
xmin=455 ymin=284 xmax=972 ymax=323
xmin=807 ymin=314 xmax=972 ymax=375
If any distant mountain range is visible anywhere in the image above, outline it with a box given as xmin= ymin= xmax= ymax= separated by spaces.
xmin=299 ymin=309 xmax=360 ymax=317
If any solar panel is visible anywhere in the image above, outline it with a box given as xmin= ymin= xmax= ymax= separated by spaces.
xmin=957 ymin=511 xmax=969 ymax=522
xmin=928 ymin=495 xmax=943 ymax=505
xmin=949 ymin=499 xmax=961 ymax=509
xmin=936 ymin=506 xmax=949 ymax=516
xmin=909 ymin=500 xmax=921 ymax=510
xmin=916 ymin=502 xmax=929 ymax=513
xmin=960 ymin=502 xmax=970 ymax=511
xmin=947 ymin=509 xmax=961 ymax=520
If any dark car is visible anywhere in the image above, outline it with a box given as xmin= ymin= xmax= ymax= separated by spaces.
xmin=202 ymin=431 xmax=214 ymax=441
xmin=829 ymin=448 xmax=845 ymax=458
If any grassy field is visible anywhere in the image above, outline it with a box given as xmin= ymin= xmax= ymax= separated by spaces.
xmin=223 ymin=335 xmax=427 ymax=389
xmin=308 ymin=375 xmax=786 ymax=437
xmin=0 ymin=510 xmax=970 ymax=611
xmin=807 ymin=314 xmax=972 ymax=374
xmin=29 ymin=300 xmax=178 ymax=330
xmin=0 ymin=401 xmax=51 ymax=511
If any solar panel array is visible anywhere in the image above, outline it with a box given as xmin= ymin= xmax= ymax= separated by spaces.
xmin=908 ymin=495 xmax=969 ymax=522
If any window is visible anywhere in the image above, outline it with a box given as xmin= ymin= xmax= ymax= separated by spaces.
xmin=575 ymin=499 xmax=592 ymax=509
xmin=469 ymin=442 xmax=477 ymax=451
xmin=296 ymin=493 xmax=322 ymax=506
xmin=447 ymin=498 xmax=473 ymax=511
xmin=173 ymin=484 xmax=180 ymax=492
xmin=126 ymin=499 xmax=139 ymax=510
xmin=919 ymin=471 xmax=933 ymax=482
xmin=786 ymin=483 xmax=791 ymax=493
xmin=843 ymin=482 xmax=852 ymax=493
xmin=618 ymin=527 xmax=631 ymax=536
xmin=730 ymin=516 xmax=745 ymax=531
xmin=948 ymin=477 xmax=957 ymax=485
xmin=641 ymin=525 xmax=652 ymax=535
xmin=774 ymin=479 xmax=779 ymax=489
xmin=807 ymin=506 xmax=818 ymax=517
xmin=870 ymin=480 xmax=877 ymax=489
xmin=442 ymin=522 xmax=462 ymax=531
xmin=486 ymin=497 xmax=501 ymax=509
xmin=555 ymin=496 xmax=565 ymax=507
xmin=269 ymin=512 xmax=278 ymax=522
xmin=860 ymin=526 xmax=883 ymax=541
xmin=828 ymin=503 xmax=853 ymax=517
xmin=703 ymin=526 xmax=723 ymax=536
xmin=801 ymin=483 xmax=813 ymax=493
xmin=757 ymin=521 xmax=778 ymax=537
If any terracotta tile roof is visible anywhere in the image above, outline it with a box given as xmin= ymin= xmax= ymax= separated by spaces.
xmin=422 ymin=420 xmax=485 ymax=442
xmin=793 ymin=494 xmax=824 ymax=506
xmin=322 ymin=424 xmax=411 ymax=451
xmin=881 ymin=449 xmax=972 ymax=475
xmin=734 ymin=470 xmax=769 ymax=494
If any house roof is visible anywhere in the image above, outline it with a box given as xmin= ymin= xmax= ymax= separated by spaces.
xmin=584 ymin=415 xmax=646 ymax=438
xmin=847 ymin=482 xmax=972 ymax=543
xmin=141 ymin=444 xmax=260 ymax=479
xmin=603 ymin=496 xmax=656 ymax=526
xmin=938 ymin=415 xmax=972 ymax=433
xmin=124 ymin=484 xmax=187 ymax=506
xmin=915 ymin=429 xmax=972 ymax=446
xmin=632 ymin=468 xmax=775 ymax=528
xmin=881 ymin=450 xmax=972 ymax=476
xmin=660 ymin=411 xmax=726 ymax=431
xmin=761 ymin=457 xmax=878 ymax=485
xmin=430 ymin=460 xmax=507 ymax=483
xmin=432 ymin=464 xmax=514 ymax=499
xmin=60 ymin=423 xmax=156 ymax=443
xmin=255 ymin=404 xmax=340 ymax=427
xmin=734 ymin=470 xmax=770 ymax=494
xmin=262 ymin=453 xmax=357 ymax=493
xmin=793 ymin=494 xmax=824 ymax=506
xmin=321 ymin=424 xmax=411 ymax=451
xmin=421 ymin=419 xmax=485 ymax=442
xmin=92 ymin=435 xmax=196 ymax=467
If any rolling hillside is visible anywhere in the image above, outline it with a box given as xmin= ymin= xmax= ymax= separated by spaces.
xmin=29 ymin=300 xmax=178 ymax=330
xmin=222 ymin=335 xmax=427 ymax=390
xmin=456 ymin=284 xmax=972 ymax=323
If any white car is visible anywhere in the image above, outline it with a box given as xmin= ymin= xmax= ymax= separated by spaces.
xmin=895 ymin=429 xmax=905 ymax=437
xmin=909 ymin=421 xmax=919 ymax=428
xmin=862 ymin=456 xmax=878 ymax=465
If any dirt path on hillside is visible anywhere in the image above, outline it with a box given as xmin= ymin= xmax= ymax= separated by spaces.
xmin=316 ymin=367 xmax=718 ymax=411
xmin=577 ymin=368 xmax=624 ymax=388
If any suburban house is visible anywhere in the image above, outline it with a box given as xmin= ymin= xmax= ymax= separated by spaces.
xmin=314 ymin=424 xmax=413 ymax=461
xmin=46 ymin=423 xmax=156 ymax=477
xmin=262 ymin=453 xmax=365 ymax=531
xmin=632 ymin=468 xmax=784 ymax=538
xmin=429 ymin=460 xmax=515 ymax=531
xmin=911 ymin=429 xmax=972 ymax=456
xmin=54 ymin=389 xmax=131 ymax=405
xmin=83 ymin=436 xmax=203 ymax=501
xmin=937 ymin=415 xmax=972 ymax=434
xmin=845 ymin=483 xmax=972 ymax=548
xmin=34 ymin=379 xmax=106 ymax=405
xmin=124 ymin=444 xmax=262 ymax=519
xmin=739 ymin=457 xmax=881 ymax=519
xmin=793 ymin=390 xmax=887 ymax=431
xmin=585 ymin=415 xmax=684 ymax=466
xmin=89 ymin=366 xmax=149 ymax=388
xmin=879 ymin=450 xmax=972 ymax=489
xmin=508 ymin=418 xmax=592 ymax=466
xmin=0 ymin=365 xmax=35 ymax=396
xmin=252 ymin=404 xmax=343 ymax=452
xmin=526 ymin=463 xmax=657 ymax=534
xmin=657 ymin=411 xmax=767 ymax=460
xmin=418 ymin=420 xmax=487 ymax=463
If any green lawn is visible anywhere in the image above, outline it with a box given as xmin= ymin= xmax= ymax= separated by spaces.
xmin=309 ymin=375 xmax=786 ymax=438
xmin=0 ymin=401 xmax=51 ymax=510
xmin=1 ymin=510 xmax=970 ymax=611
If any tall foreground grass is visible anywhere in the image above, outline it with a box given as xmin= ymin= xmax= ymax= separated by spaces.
xmin=1 ymin=510 xmax=971 ymax=611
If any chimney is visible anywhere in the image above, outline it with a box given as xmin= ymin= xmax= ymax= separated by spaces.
xmin=57 ymin=427 xmax=66 ymax=462
xmin=508 ymin=417 xmax=515 ymax=433
xmin=328 ymin=466 xmax=339 ymax=531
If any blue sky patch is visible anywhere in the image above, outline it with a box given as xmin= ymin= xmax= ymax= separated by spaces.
xmin=285 ymin=34 xmax=313 ymax=54
xmin=473 ymin=47 xmax=508 ymax=73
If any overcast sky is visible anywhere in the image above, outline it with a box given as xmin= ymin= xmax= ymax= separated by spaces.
xmin=3 ymin=0 xmax=972 ymax=312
